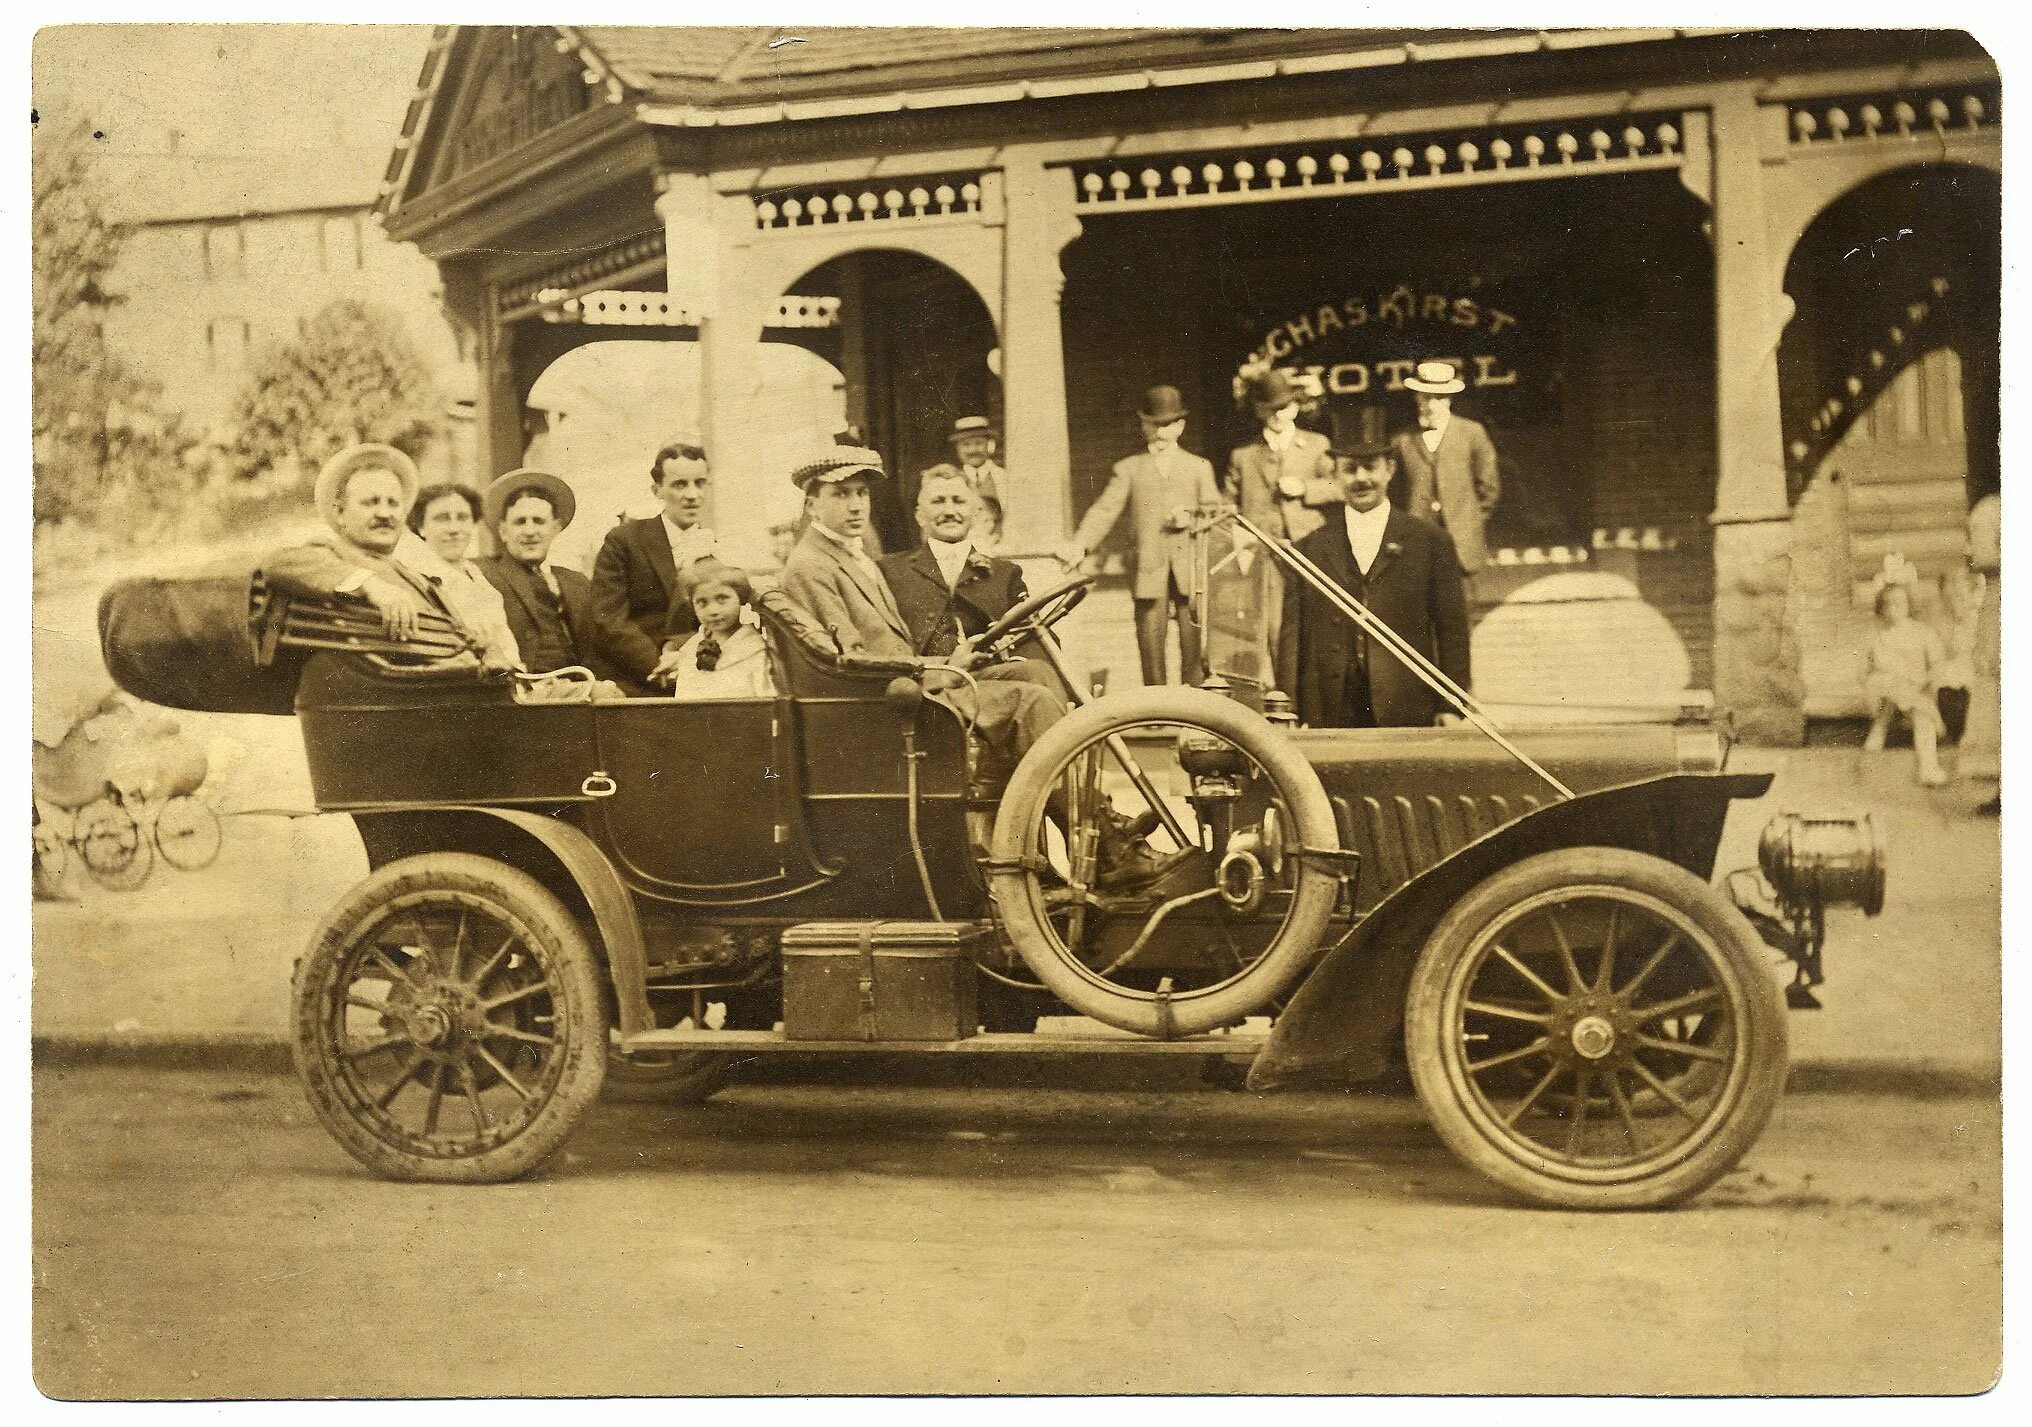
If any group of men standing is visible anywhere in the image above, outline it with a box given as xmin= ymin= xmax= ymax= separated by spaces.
xmin=1057 ymin=358 xmax=1492 ymax=727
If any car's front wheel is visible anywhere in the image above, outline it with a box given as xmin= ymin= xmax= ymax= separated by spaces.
xmin=1404 ymin=847 xmax=1788 ymax=1210
xmin=291 ymin=853 xmax=609 ymax=1182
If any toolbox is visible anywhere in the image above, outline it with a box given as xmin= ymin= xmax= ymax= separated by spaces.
xmin=780 ymin=920 xmax=985 ymax=1042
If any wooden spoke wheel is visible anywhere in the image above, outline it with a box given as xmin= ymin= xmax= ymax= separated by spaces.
xmin=291 ymin=853 xmax=608 ymax=1183
xmin=988 ymin=687 xmax=1341 ymax=1038
xmin=77 ymin=797 xmax=152 ymax=892
xmin=154 ymin=795 xmax=223 ymax=871
xmin=1405 ymin=847 xmax=1788 ymax=1210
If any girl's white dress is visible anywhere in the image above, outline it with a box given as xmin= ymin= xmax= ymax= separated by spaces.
xmin=668 ymin=624 xmax=776 ymax=700
xmin=1864 ymin=617 xmax=1947 ymax=735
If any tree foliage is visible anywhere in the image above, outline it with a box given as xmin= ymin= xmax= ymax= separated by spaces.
xmin=226 ymin=298 xmax=442 ymax=492
xmin=32 ymin=118 xmax=192 ymax=528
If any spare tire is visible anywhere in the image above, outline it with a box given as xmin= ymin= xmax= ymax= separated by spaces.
xmin=987 ymin=687 xmax=1342 ymax=1038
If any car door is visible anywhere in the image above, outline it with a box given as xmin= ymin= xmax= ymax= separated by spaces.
xmin=587 ymin=695 xmax=828 ymax=905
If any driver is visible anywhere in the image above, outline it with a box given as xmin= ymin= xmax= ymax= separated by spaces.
xmin=780 ymin=446 xmax=1175 ymax=890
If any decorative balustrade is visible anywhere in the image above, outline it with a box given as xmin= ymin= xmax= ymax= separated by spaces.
xmin=530 ymin=290 xmax=842 ymax=329
xmin=752 ymin=175 xmax=987 ymax=231
xmin=1787 ymin=276 xmax=1953 ymax=477
xmin=1786 ymin=87 xmax=1998 ymax=149
xmin=1071 ymin=116 xmax=1687 ymax=212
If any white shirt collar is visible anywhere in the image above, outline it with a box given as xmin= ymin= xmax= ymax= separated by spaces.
xmin=809 ymin=518 xmax=873 ymax=563
xmin=1263 ymin=425 xmax=1296 ymax=454
xmin=1343 ymin=499 xmax=1393 ymax=574
xmin=929 ymin=537 xmax=973 ymax=587
xmin=1419 ymin=412 xmax=1451 ymax=449
xmin=661 ymin=513 xmax=716 ymax=566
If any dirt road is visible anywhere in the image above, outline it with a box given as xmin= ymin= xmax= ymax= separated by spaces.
xmin=33 ymin=1064 xmax=1999 ymax=1398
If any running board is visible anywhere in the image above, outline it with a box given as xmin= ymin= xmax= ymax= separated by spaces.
xmin=619 ymin=1027 xmax=1266 ymax=1057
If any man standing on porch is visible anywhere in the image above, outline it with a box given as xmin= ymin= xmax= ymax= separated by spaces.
xmin=591 ymin=438 xmax=717 ymax=690
xmin=1225 ymin=369 xmax=1341 ymax=663
xmin=1390 ymin=359 xmax=1501 ymax=574
xmin=947 ymin=416 xmax=1007 ymax=546
xmin=1056 ymin=385 xmax=1225 ymax=687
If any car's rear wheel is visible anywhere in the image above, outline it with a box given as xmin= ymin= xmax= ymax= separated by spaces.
xmin=604 ymin=1042 xmax=733 ymax=1104
xmin=292 ymin=853 xmax=608 ymax=1182
xmin=1405 ymin=847 xmax=1787 ymax=1210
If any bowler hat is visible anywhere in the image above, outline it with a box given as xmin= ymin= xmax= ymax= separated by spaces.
xmin=484 ymin=468 xmax=577 ymax=531
xmin=315 ymin=443 xmax=419 ymax=527
xmin=1137 ymin=385 xmax=1189 ymax=423
xmin=948 ymin=415 xmax=999 ymax=444
xmin=1403 ymin=359 xmax=1467 ymax=396
xmin=792 ymin=444 xmax=886 ymax=490
xmin=1245 ymin=370 xmax=1301 ymax=412
xmin=1327 ymin=405 xmax=1394 ymax=461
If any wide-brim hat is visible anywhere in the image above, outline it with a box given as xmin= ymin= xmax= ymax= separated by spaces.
xmin=1327 ymin=405 xmax=1395 ymax=461
xmin=948 ymin=415 xmax=999 ymax=444
xmin=1403 ymin=359 xmax=1467 ymax=396
xmin=484 ymin=468 xmax=577 ymax=530
xmin=1138 ymin=385 xmax=1189 ymax=423
xmin=792 ymin=444 xmax=886 ymax=490
xmin=1245 ymin=369 xmax=1301 ymax=412
xmin=315 ymin=443 xmax=419 ymax=527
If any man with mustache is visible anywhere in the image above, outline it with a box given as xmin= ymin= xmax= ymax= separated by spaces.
xmin=1276 ymin=411 xmax=1471 ymax=729
xmin=1389 ymin=359 xmax=1501 ymax=575
xmin=260 ymin=443 xmax=458 ymax=647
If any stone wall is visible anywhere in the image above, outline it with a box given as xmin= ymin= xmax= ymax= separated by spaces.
xmin=1713 ymin=520 xmax=1806 ymax=744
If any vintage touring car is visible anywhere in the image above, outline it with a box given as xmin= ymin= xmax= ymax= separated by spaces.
xmin=99 ymin=515 xmax=1883 ymax=1209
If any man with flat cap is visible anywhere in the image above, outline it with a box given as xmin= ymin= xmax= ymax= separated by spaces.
xmin=1056 ymin=385 xmax=1226 ymax=686
xmin=781 ymin=444 xmax=1175 ymax=889
xmin=1277 ymin=409 xmax=1471 ymax=729
xmin=947 ymin=415 xmax=1007 ymax=545
xmin=1390 ymin=359 xmax=1501 ymax=574
xmin=261 ymin=442 xmax=457 ymax=646
xmin=477 ymin=468 xmax=616 ymax=681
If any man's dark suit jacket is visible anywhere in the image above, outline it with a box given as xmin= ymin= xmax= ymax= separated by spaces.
xmin=479 ymin=556 xmax=611 ymax=679
xmin=1274 ymin=506 xmax=1471 ymax=729
xmin=590 ymin=517 xmax=698 ymax=683
xmin=879 ymin=542 xmax=1030 ymax=657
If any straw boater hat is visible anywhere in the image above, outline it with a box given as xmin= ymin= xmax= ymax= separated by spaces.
xmin=791 ymin=444 xmax=886 ymax=491
xmin=483 ymin=468 xmax=577 ymax=530
xmin=1138 ymin=385 xmax=1189 ymax=423
xmin=948 ymin=415 xmax=999 ymax=445
xmin=1403 ymin=359 xmax=1467 ymax=396
xmin=315 ymin=443 xmax=419 ymax=528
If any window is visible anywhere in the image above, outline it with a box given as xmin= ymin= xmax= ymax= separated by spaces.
xmin=202 ymin=224 xmax=245 ymax=280
xmin=320 ymin=214 xmax=363 ymax=272
xmin=206 ymin=319 xmax=252 ymax=371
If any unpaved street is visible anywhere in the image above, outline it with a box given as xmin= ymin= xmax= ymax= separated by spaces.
xmin=34 ymin=1063 xmax=1999 ymax=1398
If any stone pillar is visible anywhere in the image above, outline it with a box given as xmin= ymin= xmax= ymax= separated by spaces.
xmin=997 ymin=156 xmax=1083 ymax=556
xmin=658 ymin=175 xmax=771 ymax=561
xmin=1708 ymin=91 xmax=1805 ymax=743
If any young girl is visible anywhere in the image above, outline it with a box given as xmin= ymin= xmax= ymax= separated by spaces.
xmin=652 ymin=561 xmax=776 ymax=700
xmin=1862 ymin=578 xmax=1949 ymax=786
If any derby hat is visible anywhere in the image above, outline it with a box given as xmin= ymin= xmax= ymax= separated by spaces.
xmin=1137 ymin=385 xmax=1189 ymax=423
xmin=315 ymin=443 xmax=419 ymax=526
xmin=1245 ymin=369 xmax=1302 ymax=412
xmin=948 ymin=415 xmax=999 ymax=444
xmin=1326 ymin=405 xmax=1394 ymax=461
xmin=484 ymin=468 xmax=577 ymax=531
xmin=1403 ymin=359 xmax=1467 ymax=395
xmin=792 ymin=444 xmax=886 ymax=490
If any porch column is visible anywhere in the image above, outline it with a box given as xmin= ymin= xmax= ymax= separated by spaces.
xmin=658 ymin=174 xmax=771 ymax=561
xmin=443 ymin=268 xmax=524 ymax=481
xmin=1708 ymin=91 xmax=1805 ymax=743
xmin=998 ymin=156 xmax=1083 ymax=555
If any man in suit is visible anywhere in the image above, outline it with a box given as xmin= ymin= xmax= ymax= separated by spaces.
xmin=591 ymin=438 xmax=718 ymax=690
xmin=262 ymin=443 xmax=459 ymax=646
xmin=781 ymin=446 xmax=1176 ymax=890
xmin=882 ymin=465 xmax=1064 ymax=699
xmin=1390 ymin=359 xmax=1501 ymax=575
xmin=1277 ymin=417 xmax=1472 ymax=729
xmin=947 ymin=415 xmax=1007 ymax=545
xmin=477 ymin=469 xmax=615 ymax=680
xmin=1225 ymin=369 xmax=1341 ymax=669
xmin=1056 ymin=385 xmax=1226 ymax=686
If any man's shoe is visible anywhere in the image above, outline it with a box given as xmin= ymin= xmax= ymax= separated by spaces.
xmin=1094 ymin=835 xmax=1194 ymax=893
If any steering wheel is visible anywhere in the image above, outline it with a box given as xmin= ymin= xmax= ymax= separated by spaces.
xmin=974 ymin=573 xmax=1096 ymax=659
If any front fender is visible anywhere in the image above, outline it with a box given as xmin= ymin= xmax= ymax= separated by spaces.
xmin=352 ymin=807 xmax=653 ymax=1036
xmin=1247 ymin=773 xmax=1770 ymax=1091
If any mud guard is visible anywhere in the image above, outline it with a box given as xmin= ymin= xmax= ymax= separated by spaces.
xmin=1247 ymin=773 xmax=1771 ymax=1091
xmin=351 ymin=806 xmax=654 ymax=1037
